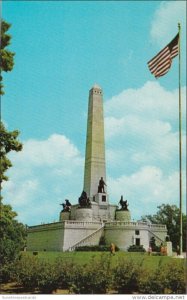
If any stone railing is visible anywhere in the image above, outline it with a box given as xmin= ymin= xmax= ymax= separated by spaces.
xmin=105 ymin=221 xmax=147 ymax=227
xmin=68 ymin=224 xmax=105 ymax=252
xmin=105 ymin=221 xmax=166 ymax=229
xmin=64 ymin=220 xmax=102 ymax=227
xmin=148 ymin=224 xmax=166 ymax=229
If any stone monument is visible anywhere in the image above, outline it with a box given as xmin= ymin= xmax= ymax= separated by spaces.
xmin=27 ymin=84 xmax=169 ymax=253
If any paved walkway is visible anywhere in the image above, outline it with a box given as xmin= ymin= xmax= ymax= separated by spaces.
xmin=172 ymin=252 xmax=186 ymax=258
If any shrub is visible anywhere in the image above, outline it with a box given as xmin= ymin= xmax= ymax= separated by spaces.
xmin=13 ymin=256 xmax=40 ymax=290
xmin=54 ymin=258 xmax=77 ymax=290
xmin=149 ymin=237 xmax=161 ymax=252
xmin=160 ymin=261 xmax=186 ymax=294
xmin=13 ymin=256 xmax=59 ymax=293
xmin=75 ymin=245 xmax=119 ymax=252
xmin=69 ymin=254 xmax=112 ymax=294
xmin=35 ymin=260 xmax=59 ymax=294
xmin=11 ymin=252 xmax=186 ymax=294
xmin=137 ymin=267 xmax=163 ymax=294
xmin=137 ymin=259 xmax=186 ymax=294
xmin=0 ymin=263 xmax=14 ymax=283
xmin=112 ymin=258 xmax=143 ymax=293
xmin=127 ymin=245 xmax=146 ymax=252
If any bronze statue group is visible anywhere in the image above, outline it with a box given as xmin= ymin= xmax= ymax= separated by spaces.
xmin=60 ymin=177 xmax=129 ymax=211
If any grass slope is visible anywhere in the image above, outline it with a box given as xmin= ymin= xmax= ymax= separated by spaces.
xmin=22 ymin=251 xmax=178 ymax=270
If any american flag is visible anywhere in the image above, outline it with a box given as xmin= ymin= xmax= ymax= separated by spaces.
xmin=148 ymin=33 xmax=179 ymax=78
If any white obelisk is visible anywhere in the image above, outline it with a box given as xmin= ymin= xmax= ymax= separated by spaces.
xmin=83 ymin=84 xmax=107 ymax=200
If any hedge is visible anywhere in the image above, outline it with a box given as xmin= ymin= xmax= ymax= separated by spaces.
xmin=75 ymin=245 xmax=119 ymax=252
xmin=5 ymin=254 xmax=186 ymax=294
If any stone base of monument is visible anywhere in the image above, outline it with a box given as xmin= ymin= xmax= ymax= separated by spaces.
xmin=59 ymin=211 xmax=70 ymax=221
xmin=75 ymin=207 xmax=92 ymax=221
xmin=115 ymin=210 xmax=131 ymax=221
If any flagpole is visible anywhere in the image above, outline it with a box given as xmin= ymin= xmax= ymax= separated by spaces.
xmin=178 ymin=22 xmax=183 ymax=256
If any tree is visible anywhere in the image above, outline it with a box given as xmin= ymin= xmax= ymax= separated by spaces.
xmin=0 ymin=204 xmax=27 ymax=265
xmin=142 ymin=204 xmax=186 ymax=251
xmin=0 ymin=20 xmax=15 ymax=95
xmin=0 ymin=20 xmax=25 ymax=281
xmin=0 ymin=121 xmax=22 ymax=191
xmin=0 ymin=19 xmax=22 ymax=194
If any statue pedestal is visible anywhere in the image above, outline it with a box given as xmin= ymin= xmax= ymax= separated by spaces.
xmin=115 ymin=210 xmax=131 ymax=221
xmin=59 ymin=211 xmax=70 ymax=221
xmin=75 ymin=207 xmax=92 ymax=221
xmin=166 ymin=241 xmax=172 ymax=256
xmin=94 ymin=193 xmax=109 ymax=206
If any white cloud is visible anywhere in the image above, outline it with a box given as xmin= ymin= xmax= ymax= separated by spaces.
xmin=105 ymin=81 xmax=185 ymax=122
xmin=108 ymin=166 xmax=181 ymax=219
xmin=150 ymin=1 xmax=186 ymax=47
xmin=2 ymin=134 xmax=84 ymax=225
xmin=105 ymin=80 xmax=186 ymax=217
xmin=106 ymin=115 xmax=172 ymax=139
xmin=105 ymin=81 xmax=186 ymax=174
xmin=5 ymin=178 xmax=39 ymax=202
xmin=14 ymin=134 xmax=82 ymax=167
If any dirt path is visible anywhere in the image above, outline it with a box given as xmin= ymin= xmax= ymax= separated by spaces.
xmin=0 ymin=282 xmax=36 ymax=294
xmin=0 ymin=282 xmax=71 ymax=295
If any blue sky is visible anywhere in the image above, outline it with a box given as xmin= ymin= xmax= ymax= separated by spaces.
xmin=2 ymin=1 xmax=186 ymax=225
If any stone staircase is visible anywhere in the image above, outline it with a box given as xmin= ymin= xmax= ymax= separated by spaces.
xmin=68 ymin=224 xmax=105 ymax=251
xmin=148 ymin=229 xmax=165 ymax=244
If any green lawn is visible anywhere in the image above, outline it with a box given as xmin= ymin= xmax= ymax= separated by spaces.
xmin=22 ymin=251 xmax=180 ymax=270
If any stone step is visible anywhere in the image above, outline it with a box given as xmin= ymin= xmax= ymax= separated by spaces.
xmin=68 ymin=224 xmax=105 ymax=251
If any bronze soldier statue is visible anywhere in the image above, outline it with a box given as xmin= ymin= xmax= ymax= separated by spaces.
xmin=98 ymin=177 xmax=107 ymax=193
